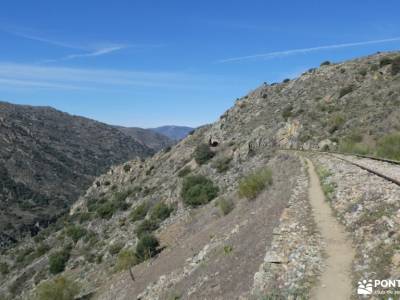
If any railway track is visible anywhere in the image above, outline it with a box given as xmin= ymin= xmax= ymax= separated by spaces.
xmin=281 ymin=149 xmax=400 ymax=187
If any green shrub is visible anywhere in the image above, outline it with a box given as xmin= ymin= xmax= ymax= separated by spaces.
xmin=95 ymin=192 xmax=130 ymax=219
xmin=320 ymin=61 xmax=331 ymax=66
xmin=77 ymin=212 xmax=92 ymax=223
xmin=16 ymin=247 xmax=34 ymax=263
xmin=347 ymin=132 xmax=363 ymax=143
xmin=213 ymin=156 xmax=232 ymax=173
xmin=146 ymin=166 xmax=155 ymax=176
xmin=339 ymin=85 xmax=355 ymax=98
xmin=35 ymin=276 xmax=79 ymax=300
xmin=281 ymin=105 xmax=293 ymax=121
xmin=65 ymin=225 xmax=87 ymax=243
xmin=164 ymin=146 xmax=172 ymax=153
xmin=123 ymin=164 xmax=131 ymax=172
xmin=83 ymin=230 xmax=99 ymax=246
xmin=370 ymin=64 xmax=379 ymax=71
xmin=238 ymin=168 xmax=273 ymax=200
xmin=0 ymin=262 xmax=9 ymax=275
xmin=135 ymin=219 xmax=159 ymax=237
xmin=49 ymin=247 xmax=71 ymax=275
xmin=224 ymin=245 xmax=233 ymax=255
xmin=391 ymin=56 xmax=400 ymax=76
xmin=130 ymin=203 xmax=149 ymax=222
xmin=35 ymin=243 xmax=50 ymax=257
xmin=115 ymin=249 xmax=138 ymax=271
xmin=380 ymin=57 xmax=393 ymax=67
xmin=150 ymin=202 xmax=173 ymax=221
xmin=358 ymin=68 xmax=367 ymax=76
xmin=109 ymin=242 xmax=124 ymax=256
xmin=217 ymin=198 xmax=234 ymax=216
xmin=377 ymin=133 xmax=400 ymax=160
xmin=339 ymin=138 xmax=370 ymax=155
xmin=181 ymin=175 xmax=219 ymax=207
xmin=135 ymin=234 xmax=160 ymax=261
xmin=87 ymin=197 xmax=106 ymax=213
xmin=112 ymin=190 xmax=131 ymax=210
xmin=96 ymin=201 xmax=115 ymax=219
xmin=283 ymin=78 xmax=290 ymax=83
xmin=194 ymin=144 xmax=215 ymax=165
xmin=328 ymin=114 xmax=345 ymax=133
xmin=177 ymin=166 xmax=192 ymax=177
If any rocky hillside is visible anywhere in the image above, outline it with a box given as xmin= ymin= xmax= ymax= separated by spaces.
xmin=150 ymin=126 xmax=194 ymax=141
xmin=1 ymin=51 xmax=400 ymax=300
xmin=116 ymin=127 xmax=173 ymax=152
xmin=0 ymin=102 xmax=155 ymax=246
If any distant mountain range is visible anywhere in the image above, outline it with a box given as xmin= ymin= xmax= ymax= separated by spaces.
xmin=150 ymin=125 xmax=194 ymax=141
xmin=116 ymin=126 xmax=173 ymax=152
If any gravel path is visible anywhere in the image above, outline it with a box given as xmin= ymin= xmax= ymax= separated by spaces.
xmin=306 ymin=158 xmax=354 ymax=300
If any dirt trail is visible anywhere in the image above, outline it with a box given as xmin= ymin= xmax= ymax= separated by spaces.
xmin=305 ymin=158 xmax=355 ymax=300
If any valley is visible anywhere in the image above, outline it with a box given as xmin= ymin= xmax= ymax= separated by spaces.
xmin=1 ymin=51 xmax=400 ymax=300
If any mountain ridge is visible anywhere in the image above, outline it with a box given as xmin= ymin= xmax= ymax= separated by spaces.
xmin=0 ymin=101 xmax=155 ymax=245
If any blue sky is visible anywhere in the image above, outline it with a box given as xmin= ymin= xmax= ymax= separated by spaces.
xmin=1 ymin=0 xmax=400 ymax=127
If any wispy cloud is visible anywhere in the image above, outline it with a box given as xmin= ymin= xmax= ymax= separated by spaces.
xmin=39 ymin=45 xmax=128 ymax=64
xmin=0 ymin=26 xmax=148 ymax=63
xmin=0 ymin=63 xmax=238 ymax=92
xmin=218 ymin=37 xmax=400 ymax=63
xmin=0 ymin=26 xmax=85 ymax=50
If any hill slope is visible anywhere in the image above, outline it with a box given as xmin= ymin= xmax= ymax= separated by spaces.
xmin=0 ymin=101 xmax=154 ymax=245
xmin=2 ymin=51 xmax=400 ymax=299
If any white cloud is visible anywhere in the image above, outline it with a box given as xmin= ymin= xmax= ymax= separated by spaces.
xmin=218 ymin=37 xmax=400 ymax=63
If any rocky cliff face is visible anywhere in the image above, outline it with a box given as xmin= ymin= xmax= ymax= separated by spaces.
xmin=1 ymin=51 xmax=400 ymax=299
xmin=0 ymin=102 xmax=154 ymax=245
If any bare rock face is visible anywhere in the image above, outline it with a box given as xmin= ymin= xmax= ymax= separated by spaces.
xmin=0 ymin=101 xmax=154 ymax=244
xmin=2 ymin=51 xmax=400 ymax=299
